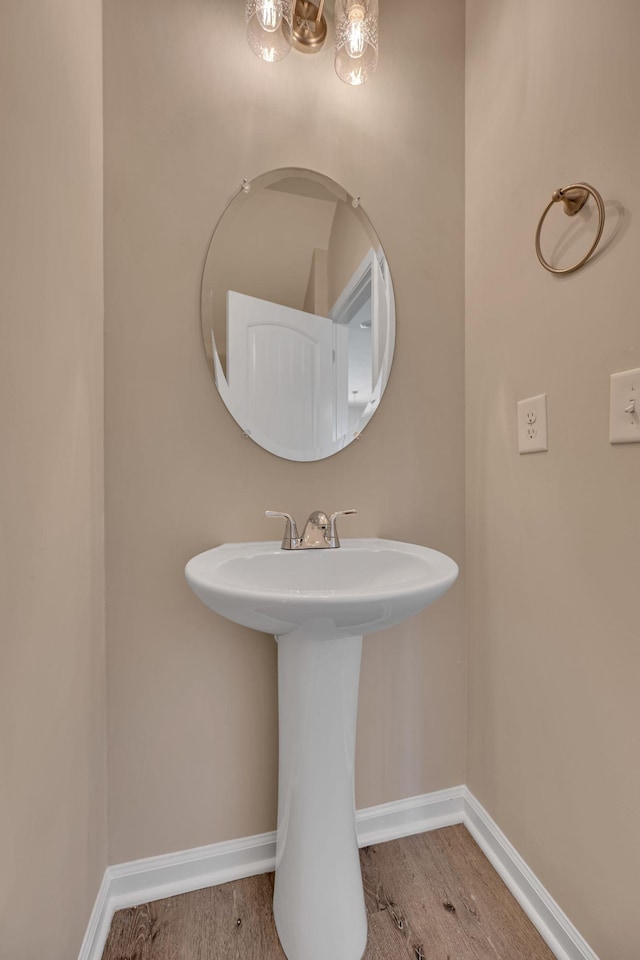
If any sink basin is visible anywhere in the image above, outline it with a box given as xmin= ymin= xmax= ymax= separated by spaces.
xmin=185 ymin=538 xmax=458 ymax=641
xmin=185 ymin=537 xmax=458 ymax=960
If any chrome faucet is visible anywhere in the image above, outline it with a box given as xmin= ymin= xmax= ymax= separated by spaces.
xmin=265 ymin=509 xmax=356 ymax=550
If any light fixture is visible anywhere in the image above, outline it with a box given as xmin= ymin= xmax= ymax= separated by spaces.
xmin=245 ymin=0 xmax=379 ymax=86
xmin=246 ymin=0 xmax=293 ymax=62
xmin=334 ymin=0 xmax=378 ymax=85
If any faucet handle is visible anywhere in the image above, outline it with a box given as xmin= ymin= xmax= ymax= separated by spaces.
xmin=327 ymin=509 xmax=357 ymax=548
xmin=265 ymin=511 xmax=300 ymax=550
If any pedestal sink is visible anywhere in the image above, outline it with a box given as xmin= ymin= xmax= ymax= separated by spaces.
xmin=185 ymin=538 xmax=458 ymax=960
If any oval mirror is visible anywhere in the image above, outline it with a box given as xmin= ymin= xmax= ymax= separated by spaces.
xmin=201 ymin=168 xmax=396 ymax=461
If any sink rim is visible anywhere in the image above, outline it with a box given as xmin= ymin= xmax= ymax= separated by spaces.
xmin=185 ymin=537 xmax=459 ymax=606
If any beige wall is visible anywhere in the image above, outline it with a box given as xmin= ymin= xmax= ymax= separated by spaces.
xmin=327 ymin=199 xmax=374 ymax=311
xmin=304 ymin=248 xmax=330 ymax=316
xmin=0 ymin=2 xmax=106 ymax=958
xmin=466 ymin=3 xmax=640 ymax=959
xmin=104 ymin=0 xmax=465 ymax=863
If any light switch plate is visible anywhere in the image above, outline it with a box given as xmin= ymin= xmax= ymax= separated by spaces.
xmin=610 ymin=368 xmax=640 ymax=443
xmin=517 ymin=394 xmax=548 ymax=454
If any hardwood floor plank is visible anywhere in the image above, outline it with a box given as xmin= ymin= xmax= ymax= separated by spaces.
xmin=102 ymin=826 xmax=558 ymax=960
xmin=361 ymin=826 xmax=556 ymax=960
xmin=365 ymin=909 xmax=417 ymax=960
xmin=101 ymin=900 xmax=165 ymax=960
xmin=367 ymin=899 xmax=491 ymax=960
xmin=102 ymin=876 xmax=286 ymax=960
xmin=362 ymin=833 xmax=489 ymax=960
xmin=411 ymin=827 xmax=556 ymax=959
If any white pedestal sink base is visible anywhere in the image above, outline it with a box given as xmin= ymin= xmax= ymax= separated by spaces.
xmin=273 ymin=632 xmax=368 ymax=960
xmin=185 ymin=540 xmax=459 ymax=960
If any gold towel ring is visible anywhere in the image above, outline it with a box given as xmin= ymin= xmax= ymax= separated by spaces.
xmin=535 ymin=182 xmax=605 ymax=275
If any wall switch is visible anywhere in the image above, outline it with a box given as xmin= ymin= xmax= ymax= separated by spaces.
xmin=610 ymin=368 xmax=640 ymax=443
xmin=518 ymin=394 xmax=548 ymax=453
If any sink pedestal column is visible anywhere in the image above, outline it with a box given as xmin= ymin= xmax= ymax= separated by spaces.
xmin=273 ymin=631 xmax=367 ymax=960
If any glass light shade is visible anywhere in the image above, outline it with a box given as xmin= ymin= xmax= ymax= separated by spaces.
xmin=334 ymin=0 xmax=378 ymax=86
xmin=246 ymin=0 xmax=293 ymax=63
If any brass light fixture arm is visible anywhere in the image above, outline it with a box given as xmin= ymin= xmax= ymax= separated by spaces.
xmin=535 ymin=182 xmax=605 ymax=275
xmin=292 ymin=0 xmax=328 ymax=53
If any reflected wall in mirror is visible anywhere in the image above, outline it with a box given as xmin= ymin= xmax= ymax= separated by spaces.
xmin=201 ymin=168 xmax=396 ymax=461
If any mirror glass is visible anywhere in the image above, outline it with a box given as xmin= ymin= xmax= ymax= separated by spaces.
xmin=201 ymin=168 xmax=396 ymax=461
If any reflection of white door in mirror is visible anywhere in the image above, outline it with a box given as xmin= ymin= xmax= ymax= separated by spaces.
xmin=330 ymin=248 xmax=392 ymax=431
xmin=220 ymin=292 xmax=339 ymax=461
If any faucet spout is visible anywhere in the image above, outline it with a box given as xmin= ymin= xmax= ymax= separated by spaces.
xmin=300 ymin=508 xmax=357 ymax=549
xmin=267 ymin=508 xmax=357 ymax=549
xmin=300 ymin=510 xmax=331 ymax=548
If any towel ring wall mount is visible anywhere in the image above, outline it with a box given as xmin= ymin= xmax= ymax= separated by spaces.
xmin=535 ymin=182 xmax=605 ymax=275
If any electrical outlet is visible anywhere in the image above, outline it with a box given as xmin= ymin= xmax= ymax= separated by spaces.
xmin=518 ymin=394 xmax=548 ymax=453
xmin=610 ymin=368 xmax=640 ymax=443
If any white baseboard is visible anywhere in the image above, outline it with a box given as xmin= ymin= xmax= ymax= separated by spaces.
xmin=462 ymin=789 xmax=600 ymax=960
xmin=80 ymin=786 xmax=598 ymax=960
xmin=356 ymin=784 xmax=466 ymax=846
xmin=77 ymin=870 xmax=111 ymax=960
xmin=77 ymin=830 xmax=278 ymax=960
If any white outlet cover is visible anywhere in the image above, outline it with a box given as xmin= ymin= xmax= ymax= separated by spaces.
xmin=517 ymin=394 xmax=548 ymax=454
xmin=610 ymin=368 xmax=640 ymax=444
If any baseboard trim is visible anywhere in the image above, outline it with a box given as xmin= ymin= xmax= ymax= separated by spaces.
xmin=462 ymin=789 xmax=599 ymax=960
xmin=78 ymin=831 xmax=278 ymax=960
xmin=356 ymin=784 xmax=466 ymax=846
xmin=77 ymin=870 xmax=112 ymax=960
xmin=80 ymin=787 xmax=598 ymax=960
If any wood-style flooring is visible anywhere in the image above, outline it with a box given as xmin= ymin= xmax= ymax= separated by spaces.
xmin=102 ymin=825 xmax=557 ymax=960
